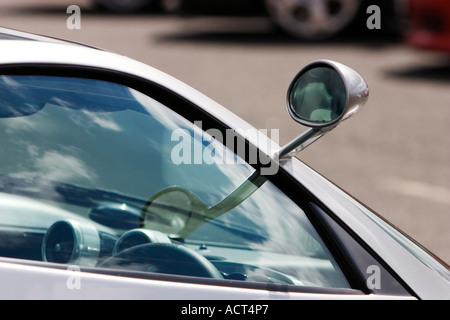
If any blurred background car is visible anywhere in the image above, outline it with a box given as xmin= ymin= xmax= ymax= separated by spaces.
xmin=261 ymin=0 xmax=399 ymax=40
xmin=404 ymin=0 xmax=450 ymax=53
xmin=94 ymin=0 xmax=400 ymax=40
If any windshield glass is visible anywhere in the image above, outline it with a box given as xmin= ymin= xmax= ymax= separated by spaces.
xmin=0 ymin=75 xmax=350 ymax=289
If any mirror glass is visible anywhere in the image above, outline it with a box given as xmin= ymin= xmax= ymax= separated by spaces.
xmin=289 ymin=66 xmax=347 ymax=125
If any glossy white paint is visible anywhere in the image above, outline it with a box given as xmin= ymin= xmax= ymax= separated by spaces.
xmin=0 ymin=260 xmax=414 ymax=300
xmin=283 ymin=158 xmax=450 ymax=300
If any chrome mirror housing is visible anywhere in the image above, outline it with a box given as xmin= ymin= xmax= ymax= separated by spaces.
xmin=275 ymin=60 xmax=369 ymax=160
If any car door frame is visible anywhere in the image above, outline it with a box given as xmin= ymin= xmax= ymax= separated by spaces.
xmin=0 ymin=43 xmax=433 ymax=299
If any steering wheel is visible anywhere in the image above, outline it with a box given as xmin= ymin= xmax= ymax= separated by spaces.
xmin=100 ymin=243 xmax=223 ymax=279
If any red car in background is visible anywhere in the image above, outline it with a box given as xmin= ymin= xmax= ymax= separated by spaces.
xmin=405 ymin=0 xmax=450 ymax=53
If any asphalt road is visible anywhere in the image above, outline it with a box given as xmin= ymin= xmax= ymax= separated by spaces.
xmin=1 ymin=0 xmax=449 ymax=264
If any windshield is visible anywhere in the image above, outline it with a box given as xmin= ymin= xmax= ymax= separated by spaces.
xmin=0 ymin=75 xmax=350 ymax=289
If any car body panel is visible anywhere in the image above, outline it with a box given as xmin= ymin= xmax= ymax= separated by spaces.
xmin=282 ymin=158 xmax=450 ymax=300
xmin=0 ymin=31 xmax=447 ymax=299
xmin=0 ymin=259 xmax=414 ymax=300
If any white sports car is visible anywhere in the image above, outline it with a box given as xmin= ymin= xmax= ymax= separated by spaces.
xmin=0 ymin=27 xmax=448 ymax=300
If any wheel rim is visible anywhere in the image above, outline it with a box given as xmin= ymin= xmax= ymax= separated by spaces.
xmin=265 ymin=0 xmax=361 ymax=39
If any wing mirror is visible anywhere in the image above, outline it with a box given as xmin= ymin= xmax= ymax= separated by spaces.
xmin=275 ymin=60 xmax=369 ymax=160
